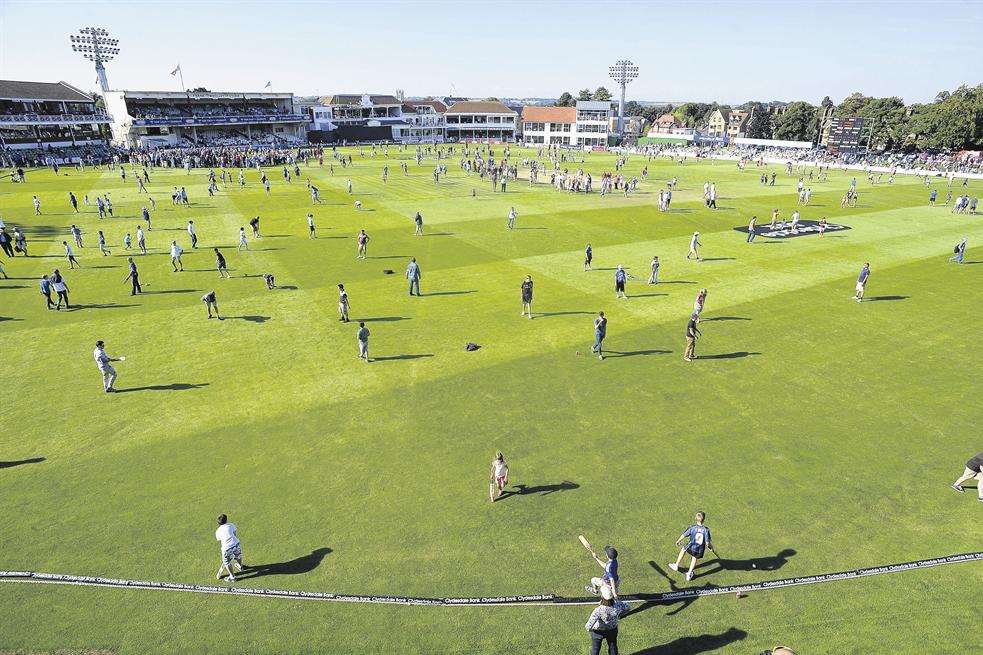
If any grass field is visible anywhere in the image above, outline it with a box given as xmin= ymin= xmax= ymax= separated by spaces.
xmin=0 ymin=147 xmax=981 ymax=655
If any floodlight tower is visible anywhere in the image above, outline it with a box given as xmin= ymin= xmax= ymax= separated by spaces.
xmin=70 ymin=27 xmax=120 ymax=92
xmin=608 ymin=59 xmax=639 ymax=136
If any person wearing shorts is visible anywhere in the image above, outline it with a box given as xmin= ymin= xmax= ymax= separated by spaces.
xmin=215 ymin=514 xmax=244 ymax=581
xmin=853 ymin=262 xmax=870 ymax=302
xmin=338 ymin=284 xmax=350 ymax=322
xmin=585 ymin=546 xmax=620 ymax=599
xmin=489 ymin=452 xmax=509 ymax=502
xmin=614 ymin=265 xmax=628 ymax=300
xmin=668 ymin=511 xmax=715 ymax=581
xmin=520 ymin=275 xmax=533 ymax=319
xmin=584 ymin=243 xmax=593 ymax=271
xmin=202 ymin=291 xmax=221 ymax=319
xmin=951 ymin=452 xmax=983 ymax=501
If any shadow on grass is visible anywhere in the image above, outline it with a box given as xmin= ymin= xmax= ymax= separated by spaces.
xmin=425 ymin=290 xmax=476 ymax=297
xmin=498 ymin=481 xmax=579 ymax=501
xmin=235 ymin=548 xmax=333 ymax=580
xmin=605 ymin=349 xmax=672 ymax=358
xmin=357 ymin=316 xmax=410 ymax=322
xmin=372 ymin=353 xmax=434 ymax=362
xmin=0 ymin=457 xmax=45 ymax=469
xmin=116 ymin=382 xmax=209 ymax=393
xmin=71 ymin=303 xmax=140 ymax=310
xmin=864 ymin=295 xmax=909 ymax=302
xmin=0 ymin=316 xmax=23 ymax=322
xmin=0 ymin=285 xmax=29 ymax=290
xmin=231 ymin=315 xmax=271 ymax=323
xmin=701 ymin=316 xmax=751 ymax=322
xmin=699 ymin=257 xmax=736 ymax=262
xmin=631 ymin=293 xmax=668 ymax=298
xmin=628 ymin=628 xmax=748 ymax=655
xmin=537 ymin=311 xmax=594 ymax=318
xmin=144 ymin=289 xmax=198 ymax=295
xmin=698 ymin=351 xmax=760 ymax=360
xmin=695 ymin=548 xmax=796 ymax=579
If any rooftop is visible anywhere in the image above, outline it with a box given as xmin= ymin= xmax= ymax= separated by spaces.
xmin=0 ymin=80 xmax=93 ymax=103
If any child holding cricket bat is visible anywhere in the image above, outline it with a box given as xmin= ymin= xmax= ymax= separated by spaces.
xmin=582 ymin=539 xmax=619 ymax=599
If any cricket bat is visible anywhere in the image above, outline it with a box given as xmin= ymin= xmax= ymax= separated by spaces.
xmin=578 ymin=534 xmax=597 ymax=558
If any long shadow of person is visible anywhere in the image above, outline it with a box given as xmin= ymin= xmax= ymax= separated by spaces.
xmin=629 ymin=627 xmax=748 ymax=655
xmin=498 ymin=481 xmax=579 ymax=500
xmin=695 ymin=548 xmax=796 ymax=579
xmin=236 ymin=547 xmax=333 ymax=580
xmin=620 ymin=561 xmax=708 ymax=618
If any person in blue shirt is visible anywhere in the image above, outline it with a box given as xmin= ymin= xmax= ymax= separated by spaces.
xmin=949 ymin=237 xmax=967 ymax=264
xmin=584 ymin=243 xmax=593 ymax=271
xmin=614 ymin=265 xmax=628 ymax=299
xmin=591 ymin=312 xmax=607 ymax=360
xmin=929 ymin=189 xmax=937 ymax=206
xmin=406 ymin=257 xmax=421 ymax=296
xmin=853 ymin=262 xmax=870 ymax=302
xmin=668 ymin=511 xmax=716 ymax=582
xmin=585 ymin=545 xmax=620 ymax=599
xmin=39 ymin=274 xmax=54 ymax=309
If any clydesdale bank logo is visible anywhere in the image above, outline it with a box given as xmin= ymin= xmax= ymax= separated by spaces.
xmin=734 ymin=219 xmax=851 ymax=239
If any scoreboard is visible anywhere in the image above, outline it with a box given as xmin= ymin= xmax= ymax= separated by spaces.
xmin=826 ymin=117 xmax=866 ymax=155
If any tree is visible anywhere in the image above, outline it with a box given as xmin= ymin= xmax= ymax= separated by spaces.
xmin=624 ymin=100 xmax=643 ymax=117
xmin=190 ymin=86 xmax=211 ymax=93
xmin=908 ymin=84 xmax=983 ymax=150
xmin=577 ymin=89 xmax=593 ymax=101
xmin=744 ymin=107 xmax=773 ymax=139
xmin=593 ymin=87 xmax=612 ymax=101
xmin=555 ymin=92 xmax=574 ymax=107
xmin=672 ymin=102 xmax=713 ymax=128
xmin=773 ymin=101 xmax=817 ymax=141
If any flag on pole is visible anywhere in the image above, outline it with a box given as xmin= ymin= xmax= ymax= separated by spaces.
xmin=264 ymin=81 xmax=272 ymax=89
xmin=170 ymin=64 xmax=182 ymax=76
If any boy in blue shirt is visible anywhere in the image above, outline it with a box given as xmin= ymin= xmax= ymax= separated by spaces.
xmin=585 ymin=545 xmax=620 ymax=599
xmin=668 ymin=511 xmax=715 ymax=582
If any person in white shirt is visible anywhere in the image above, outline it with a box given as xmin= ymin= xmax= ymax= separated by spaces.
xmin=170 ymin=241 xmax=184 ymax=272
xmin=790 ymin=210 xmax=800 ymax=233
xmin=93 ymin=339 xmax=120 ymax=392
xmin=489 ymin=452 xmax=509 ymax=502
xmin=187 ymin=221 xmax=198 ymax=248
xmin=686 ymin=232 xmax=702 ymax=261
xmin=136 ymin=226 xmax=147 ymax=255
xmin=307 ymin=213 xmax=316 ymax=239
xmin=215 ymin=514 xmax=244 ymax=581
xmin=238 ymin=227 xmax=248 ymax=251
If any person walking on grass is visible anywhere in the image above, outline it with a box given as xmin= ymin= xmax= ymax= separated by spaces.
xmin=507 ymin=206 xmax=517 ymax=230
xmin=202 ymin=291 xmax=221 ymax=319
xmin=853 ymin=262 xmax=870 ymax=302
xmin=951 ymin=452 xmax=983 ymax=502
xmin=584 ymin=243 xmax=593 ymax=271
xmin=71 ymin=224 xmax=84 ymax=249
xmin=338 ymin=284 xmax=350 ymax=322
xmin=414 ymin=211 xmax=424 ymax=236
xmin=122 ymin=257 xmax=142 ymax=295
xmin=949 ymin=237 xmax=967 ymax=264
xmin=187 ymin=220 xmax=198 ymax=248
xmin=136 ymin=226 xmax=147 ymax=255
xmin=93 ymin=340 xmax=121 ymax=393
xmin=746 ymin=216 xmax=757 ymax=243
xmin=668 ymin=511 xmax=716 ymax=582
xmin=406 ymin=257 xmax=422 ymax=296
xmin=51 ymin=269 xmax=70 ymax=309
xmin=215 ymin=248 xmax=230 ymax=278
xmin=357 ymin=321 xmax=370 ymax=362
xmin=591 ymin=312 xmax=607 ymax=360
xmin=63 ymin=241 xmax=81 ymax=268
xmin=693 ymin=288 xmax=707 ymax=317
xmin=686 ymin=231 xmax=702 ymax=261
xmin=585 ymin=589 xmax=620 ymax=655
xmin=648 ymin=256 xmax=660 ymax=284
xmin=520 ymin=275 xmax=533 ymax=319
xmin=615 ymin=265 xmax=628 ymax=299
xmin=238 ymin=227 xmax=248 ymax=252
xmin=356 ymin=230 xmax=369 ymax=259
xmin=307 ymin=213 xmax=316 ymax=239
xmin=215 ymin=514 xmax=244 ymax=582
xmin=97 ymin=231 xmax=110 ymax=257
xmin=39 ymin=274 xmax=54 ymax=309
xmin=684 ymin=312 xmax=700 ymax=361
xmin=170 ymin=241 xmax=184 ymax=272
xmin=489 ymin=452 xmax=509 ymax=502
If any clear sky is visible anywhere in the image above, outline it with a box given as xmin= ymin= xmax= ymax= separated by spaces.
xmin=1 ymin=0 xmax=980 ymax=105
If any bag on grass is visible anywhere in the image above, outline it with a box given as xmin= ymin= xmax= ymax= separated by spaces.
xmin=465 ymin=342 xmax=480 ymax=351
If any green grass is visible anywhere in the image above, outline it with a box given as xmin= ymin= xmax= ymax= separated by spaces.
xmin=0 ymin=148 xmax=980 ymax=654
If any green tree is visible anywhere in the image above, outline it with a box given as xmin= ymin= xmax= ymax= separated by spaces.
xmin=577 ymin=89 xmax=593 ymax=101
xmin=672 ymin=102 xmax=712 ymax=128
xmin=773 ymin=101 xmax=817 ymax=141
xmin=908 ymin=84 xmax=983 ymax=150
xmin=744 ymin=108 xmax=773 ymax=139
xmin=593 ymin=87 xmax=612 ymax=101
xmin=555 ymin=92 xmax=574 ymax=107
xmin=624 ymin=100 xmax=643 ymax=117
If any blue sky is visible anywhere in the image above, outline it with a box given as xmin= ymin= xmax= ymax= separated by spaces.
xmin=1 ymin=1 xmax=979 ymax=104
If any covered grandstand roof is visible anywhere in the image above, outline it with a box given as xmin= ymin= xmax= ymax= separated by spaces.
xmin=0 ymin=80 xmax=93 ymax=103
xmin=323 ymin=94 xmax=401 ymax=106
xmin=521 ymin=106 xmax=576 ymax=123
xmin=445 ymin=100 xmax=516 ymax=115
xmin=403 ymin=100 xmax=448 ymax=113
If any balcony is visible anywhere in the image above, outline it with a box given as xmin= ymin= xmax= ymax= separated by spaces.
xmin=0 ymin=112 xmax=111 ymax=125
xmin=130 ymin=114 xmax=307 ymax=127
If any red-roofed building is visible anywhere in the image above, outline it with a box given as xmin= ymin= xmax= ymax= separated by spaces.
xmin=522 ymin=101 xmax=611 ymax=147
